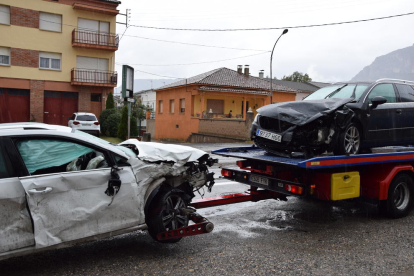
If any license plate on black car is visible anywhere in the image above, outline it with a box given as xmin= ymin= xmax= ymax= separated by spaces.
xmin=256 ymin=129 xmax=282 ymax=142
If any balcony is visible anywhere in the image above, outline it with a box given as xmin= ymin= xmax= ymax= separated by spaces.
xmin=71 ymin=69 xmax=118 ymax=87
xmin=72 ymin=29 xmax=119 ymax=51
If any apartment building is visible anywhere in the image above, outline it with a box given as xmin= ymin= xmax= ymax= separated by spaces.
xmin=0 ymin=0 xmax=120 ymax=124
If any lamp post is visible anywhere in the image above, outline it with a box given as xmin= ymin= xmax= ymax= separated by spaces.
xmin=270 ymin=29 xmax=288 ymax=103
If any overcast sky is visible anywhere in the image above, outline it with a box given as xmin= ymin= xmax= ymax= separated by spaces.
xmin=114 ymin=0 xmax=414 ymax=83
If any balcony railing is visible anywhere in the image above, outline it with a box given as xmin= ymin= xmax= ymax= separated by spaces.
xmin=71 ymin=69 xmax=118 ymax=87
xmin=72 ymin=29 xmax=119 ymax=51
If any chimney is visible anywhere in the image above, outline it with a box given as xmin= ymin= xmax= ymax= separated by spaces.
xmin=244 ymin=65 xmax=250 ymax=76
xmin=237 ymin=65 xmax=242 ymax=74
xmin=259 ymin=70 xmax=264 ymax=79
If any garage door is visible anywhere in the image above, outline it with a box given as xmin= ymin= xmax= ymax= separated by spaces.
xmin=0 ymin=88 xmax=30 ymax=123
xmin=44 ymin=91 xmax=78 ymax=126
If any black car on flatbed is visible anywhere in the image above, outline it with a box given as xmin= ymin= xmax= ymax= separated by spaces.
xmin=251 ymin=78 xmax=414 ymax=157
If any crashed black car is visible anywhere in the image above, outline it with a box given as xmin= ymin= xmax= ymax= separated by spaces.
xmin=251 ymin=79 xmax=414 ymax=157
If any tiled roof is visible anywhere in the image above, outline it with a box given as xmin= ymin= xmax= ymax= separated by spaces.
xmin=156 ymin=67 xmax=296 ymax=92
xmin=307 ymin=81 xmax=331 ymax=88
xmin=98 ymin=0 xmax=121 ymax=4
xmin=267 ymin=79 xmax=319 ymax=93
xmin=199 ymin=86 xmax=271 ymax=95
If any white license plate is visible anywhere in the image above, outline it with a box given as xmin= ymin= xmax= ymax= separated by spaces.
xmin=256 ymin=129 xmax=282 ymax=142
xmin=82 ymin=124 xmax=92 ymax=126
xmin=250 ymin=174 xmax=269 ymax=185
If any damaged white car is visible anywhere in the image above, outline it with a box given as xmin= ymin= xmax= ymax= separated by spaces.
xmin=0 ymin=124 xmax=216 ymax=261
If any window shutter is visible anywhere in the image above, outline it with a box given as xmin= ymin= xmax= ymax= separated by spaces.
xmin=39 ymin=52 xmax=61 ymax=59
xmin=78 ymin=18 xmax=99 ymax=31
xmin=39 ymin=12 xmax=62 ymax=32
xmin=0 ymin=5 xmax=10 ymax=25
xmin=0 ymin=47 xmax=10 ymax=56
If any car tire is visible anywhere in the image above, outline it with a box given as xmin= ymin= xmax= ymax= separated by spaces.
xmin=96 ymin=131 xmax=100 ymax=137
xmin=146 ymin=190 xmax=189 ymax=243
xmin=380 ymin=173 xmax=414 ymax=218
xmin=333 ymin=123 xmax=361 ymax=155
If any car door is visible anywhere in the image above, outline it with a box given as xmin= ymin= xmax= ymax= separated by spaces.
xmin=15 ymin=137 xmax=141 ymax=248
xmin=0 ymin=138 xmax=34 ymax=254
xmin=395 ymin=84 xmax=414 ymax=142
xmin=365 ymin=83 xmax=399 ymax=145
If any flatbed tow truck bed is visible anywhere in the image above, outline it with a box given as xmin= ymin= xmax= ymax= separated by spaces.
xmin=190 ymin=146 xmax=414 ymax=219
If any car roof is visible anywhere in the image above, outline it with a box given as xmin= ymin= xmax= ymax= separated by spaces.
xmin=0 ymin=124 xmax=128 ymax=159
xmin=74 ymin=112 xmax=97 ymax=116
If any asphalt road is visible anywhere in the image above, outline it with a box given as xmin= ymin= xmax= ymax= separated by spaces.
xmin=1 ymin=143 xmax=414 ymax=276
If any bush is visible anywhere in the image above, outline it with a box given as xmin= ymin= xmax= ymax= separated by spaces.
xmin=99 ymin=108 xmax=117 ymax=135
xmin=106 ymin=92 xmax=115 ymax=109
xmin=106 ymin=112 xmax=122 ymax=137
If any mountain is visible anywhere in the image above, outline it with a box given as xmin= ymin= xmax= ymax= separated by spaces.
xmin=351 ymin=44 xmax=414 ymax=82
xmin=114 ymin=79 xmax=178 ymax=94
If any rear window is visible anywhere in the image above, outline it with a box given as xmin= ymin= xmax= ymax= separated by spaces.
xmin=76 ymin=115 xmax=97 ymax=121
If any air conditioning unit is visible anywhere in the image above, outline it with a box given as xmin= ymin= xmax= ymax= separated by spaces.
xmin=110 ymin=76 xmax=117 ymax=84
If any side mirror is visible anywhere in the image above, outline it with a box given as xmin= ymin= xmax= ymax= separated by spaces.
xmin=371 ymin=96 xmax=387 ymax=108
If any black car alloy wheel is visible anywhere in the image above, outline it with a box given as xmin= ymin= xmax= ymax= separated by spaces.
xmin=146 ymin=190 xmax=189 ymax=243
xmin=334 ymin=123 xmax=361 ymax=155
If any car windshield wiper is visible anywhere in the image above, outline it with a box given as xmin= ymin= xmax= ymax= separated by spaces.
xmin=325 ymin=84 xmax=347 ymax=99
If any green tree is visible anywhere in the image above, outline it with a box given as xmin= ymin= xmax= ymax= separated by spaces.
xmin=282 ymin=71 xmax=312 ymax=83
xmin=117 ymin=105 xmax=128 ymax=140
xmin=99 ymin=109 xmax=117 ymax=135
xmin=106 ymin=92 xmax=115 ymax=109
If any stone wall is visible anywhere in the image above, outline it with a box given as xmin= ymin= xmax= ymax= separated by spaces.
xmin=197 ymin=112 xmax=254 ymax=140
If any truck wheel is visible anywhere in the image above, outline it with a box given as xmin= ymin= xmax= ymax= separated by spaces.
xmin=333 ymin=123 xmax=361 ymax=155
xmin=380 ymin=173 xmax=414 ymax=218
xmin=146 ymin=190 xmax=189 ymax=243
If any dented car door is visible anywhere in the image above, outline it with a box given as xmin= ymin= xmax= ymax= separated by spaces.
xmin=15 ymin=138 xmax=141 ymax=248
xmin=0 ymin=138 xmax=34 ymax=254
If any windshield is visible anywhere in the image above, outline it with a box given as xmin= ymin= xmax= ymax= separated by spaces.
xmin=304 ymin=84 xmax=369 ymax=101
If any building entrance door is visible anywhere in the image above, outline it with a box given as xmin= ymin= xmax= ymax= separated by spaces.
xmin=44 ymin=91 xmax=78 ymax=126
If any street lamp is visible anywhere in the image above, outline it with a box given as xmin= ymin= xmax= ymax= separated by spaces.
xmin=270 ymin=29 xmax=288 ymax=103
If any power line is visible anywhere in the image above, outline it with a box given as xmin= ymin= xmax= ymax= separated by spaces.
xmin=116 ymin=51 xmax=269 ymax=66
xmin=133 ymin=68 xmax=185 ymax=79
xmin=121 ymin=34 xmax=268 ymax=52
xmin=129 ymin=11 xmax=414 ymax=31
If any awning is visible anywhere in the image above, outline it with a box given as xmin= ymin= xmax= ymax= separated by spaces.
xmin=73 ymin=3 xmax=119 ymax=16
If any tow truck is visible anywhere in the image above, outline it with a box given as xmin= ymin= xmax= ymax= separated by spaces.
xmin=159 ymin=146 xmax=414 ymax=241
xmin=188 ymin=146 xmax=414 ymax=220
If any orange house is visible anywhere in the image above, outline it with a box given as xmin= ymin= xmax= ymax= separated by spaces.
xmin=154 ymin=67 xmax=297 ymax=142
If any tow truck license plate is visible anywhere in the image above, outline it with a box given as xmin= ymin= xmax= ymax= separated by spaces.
xmin=256 ymin=129 xmax=281 ymax=142
xmin=250 ymin=175 xmax=269 ymax=185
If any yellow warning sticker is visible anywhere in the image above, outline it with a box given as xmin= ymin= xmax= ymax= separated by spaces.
xmin=310 ymin=162 xmax=320 ymax=166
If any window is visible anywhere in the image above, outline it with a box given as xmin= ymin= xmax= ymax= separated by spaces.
xmin=76 ymin=115 xmax=97 ymax=121
xmin=180 ymin=98 xmax=185 ymax=113
xmin=16 ymin=139 xmax=108 ymax=175
xmin=0 ymin=146 xmax=15 ymax=179
xmin=91 ymin=94 xmax=102 ymax=102
xmin=170 ymin=99 xmax=175 ymax=114
xmin=207 ymin=99 xmax=224 ymax=114
xmin=396 ymin=84 xmax=414 ymax=102
xmin=0 ymin=5 xmax=10 ymax=25
xmin=367 ymin=84 xmax=396 ymax=104
xmin=39 ymin=52 xmax=61 ymax=70
xmin=39 ymin=12 xmax=62 ymax=32
xmin=0 ymin=47 xmax=10 ymax=66
xmin=159 ymin=100 xmax=163 ymax=113
xmin=78 ymin=18 xmax=110 ymax=45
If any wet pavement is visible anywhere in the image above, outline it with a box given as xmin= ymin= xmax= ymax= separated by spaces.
xmin=1 ymin=143 xmax=414 ymax=275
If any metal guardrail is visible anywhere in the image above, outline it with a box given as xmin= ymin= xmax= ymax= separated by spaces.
xmin=71 ymin=69 xmax=118 ymax=86
xmin=72 ymin=29 xmax=119 ymax=48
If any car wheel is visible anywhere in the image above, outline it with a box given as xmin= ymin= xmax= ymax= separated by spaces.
xmin=96 ymin=131 xmax=100 ymax=137
xmin=380 ymin=173 xmax=414 ymax=218
xmin=334 ymin=123 xmax=361 ymax=155
xmin=146 ymin=190 xmax=189 ymax=243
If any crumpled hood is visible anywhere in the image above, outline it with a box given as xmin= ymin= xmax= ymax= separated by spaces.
xmin=257 ymin=98 xmax=353 ymax=126
xmin=119 ymin=139 xmax=208 ymax=163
